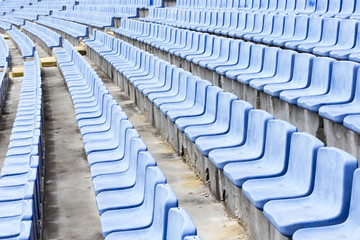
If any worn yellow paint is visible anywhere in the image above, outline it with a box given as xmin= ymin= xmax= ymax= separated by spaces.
xmin=106 ymin=31 xmax=114 ymax=36
xmin=9 ymin=67 xmax=24 ymax=77
xmin=75 ymin=45 xmax=86 ymax=55
xmin=40 ymin=56 xmax=57 ymax=67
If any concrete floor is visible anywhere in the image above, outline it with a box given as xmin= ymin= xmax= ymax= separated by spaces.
xmin=85 ymin=55 xmax=251 ymax=240
xmin=0 ymin=39 xmax=24 ymax=169
xmin=37 ymin=46 xmax=102 ymax=239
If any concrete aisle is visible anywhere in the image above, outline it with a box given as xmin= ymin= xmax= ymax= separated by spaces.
xmin=35 ymin=46 xmax=102 ymax=239
xmin=0 ymin=39 xmax=24 ymax=169
xmin=85 ymin=56 xmax=251 ymax=240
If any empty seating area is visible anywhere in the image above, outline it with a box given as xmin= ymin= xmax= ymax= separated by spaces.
xmin=113 ymin=17 xmax=360 ymax=157
xmin=8 ymin=26 xmax=35 ymax=58
xmin=21 ymin=21 xmax=61 ymax=54
xmin=0 ymin=51 xmax=42 ymax=239
xmin=144 ymin=0 xmax=360 ymax=62
xmin=0 ymin=16 xmax=25 ymax=27
xmin=36 ymin=16 xmax=88 ymax=45
xmin=82 ymin=26 xmax=360 ymax=239
xmin=0 ymin=0 xmax=360 ymax=239
xmin=53 ymin=39 xmax=201 ymax=239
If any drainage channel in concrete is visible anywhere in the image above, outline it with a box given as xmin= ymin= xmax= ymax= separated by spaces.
xmin=85 ymin=55 xmax=251 ymax=240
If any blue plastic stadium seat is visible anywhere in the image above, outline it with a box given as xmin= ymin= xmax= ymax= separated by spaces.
xmin=166 ymin=208 xmax=197 ymax=240
xmin=92 ymin=137 xmax=147 ymax=195
xmin=263 ymin=53 xmax=314 ymax=97
xmin=223 ymin=120 xmax=297 ymax=187
xmin=268 ymin=15 xmax=296 ymax=46
xmin=264 ymin=147 xmax=358 ymax=237
xmin=280 ymin=57 xmax=334 ymax=105
xmin=331 ymin=22 xmax=360 ymax=60
xmin=208 ymin=109 xmax=273 ymax=170
xmin=272 ymin=15 xmax=309 ymax=47
xmin=243 ymin=13 xmax=274 ymax=41
xmin=165 ymin=79 xmax=212 ymax=122
xmin=249 ymin=50 xmax=295 ymax=91
xmin=343 ymin=114 xmax=360 ymax=133
xmin=96 ymin=160 xmax=161 ymax=215
xmin=215 ymin=41 xmax=252 ymax=76
xmin=88 ymin=128 xmax=138 ymax=177
xmin=313 ymin=19 xmax=357 ymax=57
xmin=285 ymin=16 xmax=322 ymax=50
xmin=297 ymin=61 xmax=359 ymax=112
xmin=318 ymin=67 xmax=360 ymax=123
xmin=195 ymin=100 xmax=253 ymax=156
xmin=298 ymin=18 xmax=339 ymax=53
xmin=225 ymin=44 xmax=264 ymax=80
xmin=104 ymin=184 xmax=178 ymax=240
xmin=0 ymin=217 xmax=33 ymax=240
xmin=174 ymin=86 xmax=223 ymax=132
xmin=237 ymin=47 xmax=279 ymax=85
xmin=242 ymin=133 xmax=324 ymax=210
xmin=184 ymin=92 xmax=237 ymax=142
xmin=292 ymin=168 xmax=360 ymax=239
xmin=261 ymin=14 xmax=289 ymax=45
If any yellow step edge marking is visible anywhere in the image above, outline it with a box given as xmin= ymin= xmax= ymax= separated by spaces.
xmin=40 ymin=56 xmax=57 ymax=67
xmin=9 ymin=66 xmax=24 ymax=78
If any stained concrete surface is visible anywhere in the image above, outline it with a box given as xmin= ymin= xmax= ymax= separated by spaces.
xmin=0 ymin=40 xmax=24 ymax=169
xmin=37 ymin=46 xmax=102 ymax=239
xmin=85 ymin=55 xmax=251 ymax=240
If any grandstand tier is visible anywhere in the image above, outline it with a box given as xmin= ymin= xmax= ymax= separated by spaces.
xmin=0 ymin=0 xmax=360 ymax=240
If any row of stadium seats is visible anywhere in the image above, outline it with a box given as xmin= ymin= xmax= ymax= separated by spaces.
xmin=0 ymin=17 xmax=25 ymax=27
xmin=51 ymin=10 xmax=114 ymax=28
xmin=175 ymin=0 xmax=358 ymax=17
xmin=0 ymin=0 xmax=34 ymax=16
xmin=144 ymin=9 xmax=360 ymax=60
xmin=8 ymin=9 xmax=51 ymax=21
xmin=7 ymin=26 xmax=35 ymax=58
xmin=36 ymin=16 xmax=89 ymax=40
xmin=22 ymin=21 xmax=62 ymax=50
xmin=114 ymin=19 xmax=360 ymax=133
xmin=76 ymin=0 xmax=164 ymax=8
xmin=72 ymin=6 xmax=139 ymax=18
xmin=84 ymin=29 xmax=360 ymax=240
xmin=53 ymin=39 xmax=202 ymax=240
xmin=0 ymin=21 xmax=11 ymax=31
xmin=0 ymin=52 xmax=43 ymax=240
xmin=0 ymin=33 xmax=9 ymax=67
